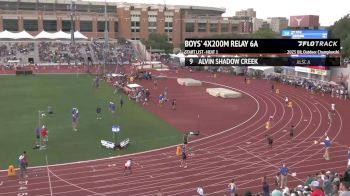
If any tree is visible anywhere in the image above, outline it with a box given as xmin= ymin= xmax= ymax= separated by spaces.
xmin=329 ymin=14 xmax=350 ymax=58
xmin=143 ymin=33 xmax=173 ymax=54
xmin=252 ymin=28 xmax=280 ymax=39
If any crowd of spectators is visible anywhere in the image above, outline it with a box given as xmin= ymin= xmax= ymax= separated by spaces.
xmin=90 ymin=41 xmax=134 ymax=65
xmin=38 ymin=42 xmax=86 ymax=65
xmin=1 ymin=40 xmax=135 ymax=67
xmin=0 ymin=42 xmax=34 ymax=68
xmin=268 ymin=73 xmax=348 ymax=100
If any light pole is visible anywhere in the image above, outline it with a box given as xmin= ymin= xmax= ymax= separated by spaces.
xmin=103 ymin=0 xmax=109 ymax=74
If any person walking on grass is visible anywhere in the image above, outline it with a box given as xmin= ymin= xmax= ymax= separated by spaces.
xmin=120 ymin=96 xmax=124 ymax=109
xmin=96 ymin=107 xmax=102 ymax=120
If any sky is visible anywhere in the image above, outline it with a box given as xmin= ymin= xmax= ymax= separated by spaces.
xmin=87 ymin=0 xmax=350 ymax=26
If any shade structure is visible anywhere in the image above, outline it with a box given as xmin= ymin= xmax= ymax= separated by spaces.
xmin=52 ymin=30 xmax=71 ymax=39
xmin=14 ymin=30 xmax=34 ymax=39
xmin=74 ymin=31 xmax=88 ymax=40
xmin=34 ymin=30 xmax=56 ymax=39
xmin=0 ymin=30 xmax=17 ymax=39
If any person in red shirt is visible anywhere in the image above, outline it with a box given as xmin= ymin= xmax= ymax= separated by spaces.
xmin=41 ymin=125 xmax=48 ymax=146
xmin=310 ymin=181 xmax=325 ymax=196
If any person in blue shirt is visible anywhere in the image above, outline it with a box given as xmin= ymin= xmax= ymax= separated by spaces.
xmin=323 ymin=136 xmax=331 ymax=160
xmin=94 ymin=76 xmax=100 ymax=88
xmin=280 ymin=164 xmax=289 ymax=189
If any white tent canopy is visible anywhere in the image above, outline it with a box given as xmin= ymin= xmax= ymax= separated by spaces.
xmin=74 ymin=31 xmax=88 ymax=40
xmin=0 ymin=30 xmax=17 ymax=39
xmin=34 ymin=30 xmax=56 ymax=39
xmin=52 ymin=30 xmax=71 ymax=39
xmin=0 ymin=30 xmax=88 ymax=40
xmin=15 ymin=30 xmax=34 ymax=39
xmin=248 ymin=66 xmax=275 ymax=75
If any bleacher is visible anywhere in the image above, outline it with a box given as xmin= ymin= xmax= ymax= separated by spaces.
xmin=0 ymin=40 xmax=135 ymax=67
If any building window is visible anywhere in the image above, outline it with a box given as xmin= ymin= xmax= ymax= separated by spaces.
xmin=149 ymin=29 xmax=157 ymax=33
xmin=185 ymin=23 xmax=194 ymax=32
xmin=80 ymin=21 xmax=92 ymax=32
xmin=3 ymin=19 xmax=18 ymax=31
xmin=232 ymin=24 xmax=239 ymax=32
xmin=131 ymin=21 xmax=140 ymax=27
xmin=198 ymin=23 xmax=207 ymax=32
xmin=148 ymin=22 xmax=157 ymax=28
xmin=114 ymin=22 xmax=118 ymax=32
xmin=165 ymin=22 xmax=173 ymax=28
xmin=210 ymin=23 xmax=217 ymax=32
xmin=43 ymin=20 xmax=57 ymax=32
xmin=61 ymin=20 xmax=72 ymax=32
xmin=131 ymin=28 xmax=140 ymax=33
xmin=97 ymin=21 xmax=109 ymax=32
xmin=23 ymin=20 xmax=38 ymax=31
xmin=165 ymin=29 xmax=172 ymax=33
xmin=221 ymin=23 xmax=228 ymax=32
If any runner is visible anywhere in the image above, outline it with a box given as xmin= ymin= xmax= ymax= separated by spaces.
xmin=266 ymin=134 xmax=273 ymax=148
xmin=123 ymin=159 xmax=132 ymax=175
xmin=289 ymin=125 xmax=295 ymax=140
xmin=328 ymin=110 xmax=332 ymax=125
xmin=180 ymin=145 xmax=187 ymax=168
xmin=228 ymin=179 xmax=237 ymax=196
xmin=331 ymin=103 xmax=336 ymax=115
xmin=171 ymin=99 xmax=177 ymax=110
xmin=285 ymin=96 xmax=289 ymax=106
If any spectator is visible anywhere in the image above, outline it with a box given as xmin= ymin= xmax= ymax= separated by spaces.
xmin=272 ymin=187 xmax=283 ymax=196
xmin=262 ymin=180 xmax=270 ymax=196
xmin=275 ymin=172 xmax=280 ymax=189
xmin=310 ymin=181 xmax=324 ymax=196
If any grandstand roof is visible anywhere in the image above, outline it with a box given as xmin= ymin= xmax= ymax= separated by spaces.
xmin=0 ymin=0 xmax=226 ymax=13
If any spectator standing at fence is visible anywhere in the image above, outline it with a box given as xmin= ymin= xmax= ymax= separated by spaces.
xmin=339 ymin=181 xmax=350 ymax=196
xmin=262 ymin=180 xmax=270 ymax=196
xmin=280 ymin=164 xmax=289 ymax=189
xmin=228 ymin=179 xmax=237 ymax=196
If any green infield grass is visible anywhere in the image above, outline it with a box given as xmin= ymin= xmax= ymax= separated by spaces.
xmin=0 ymin=74 xmax=182 ymax=169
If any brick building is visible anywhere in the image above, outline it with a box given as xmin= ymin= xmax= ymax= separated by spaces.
xmin=0 ymin=0 xmax=253 ymax=48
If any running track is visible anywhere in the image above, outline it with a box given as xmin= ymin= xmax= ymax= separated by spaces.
xmin=0 ymin=68 xmax=349 ymax=196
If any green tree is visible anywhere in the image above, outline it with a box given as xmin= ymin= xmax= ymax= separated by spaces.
xmin=329 ymin=14 xmax=350 ymax=58
xmin=252 ymin=28 xmax=280 ymax=39
xmin=143 ymin=33 xmax=173 ymax=54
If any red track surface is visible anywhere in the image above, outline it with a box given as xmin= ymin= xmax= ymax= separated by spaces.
xmin=0 ymin=68 xmax=349 ymax=196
